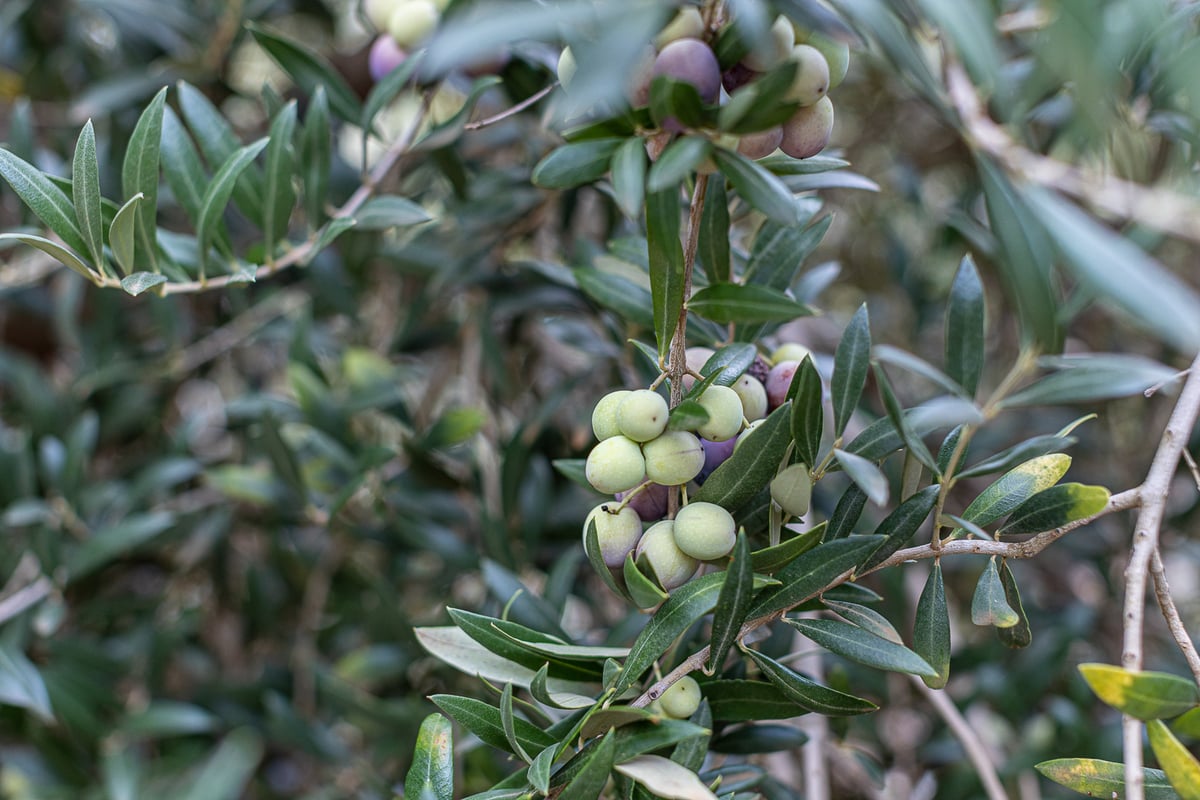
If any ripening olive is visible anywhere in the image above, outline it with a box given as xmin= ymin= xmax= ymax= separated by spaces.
xmin=780 ymin=95 xmax=834 ymax=159
xmin=765 ymin=360 xmax=801 ymax=409
xmin=782 ymin=44 xmax=830 ymax=106
xmin=636 ymin=520 xmax=699 ymax=590
xmin=615 ymin=480 xmax=670 ymax=522
xmin=368 ymin=35 xmax=408 ymax=82
xmin=652 ymin=38 xmax=722 ymax=104
xmin=698 ymin=436 xmax=736 ymax=483
xmin=736 ymin=126 xmax=783 ymax=160
xmin=673 ymin=501 xmax=736 ymax=560
xmin=586 ymin=435 xmax=646 ymax=494
xmin=617 ymin=389 xmax=670 ymax=443
xmin=770 ymin=343 xmax=811 ymax=365
xmin=642 ymin=430 xmax=705 ymax=486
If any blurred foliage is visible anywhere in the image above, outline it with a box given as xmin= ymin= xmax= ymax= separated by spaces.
xmin=0 ymin=0 xmax=1198 ymax=799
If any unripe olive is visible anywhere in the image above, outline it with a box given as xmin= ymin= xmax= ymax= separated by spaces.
xmin=642 ymin=431 xmax=705 ymax=486
xmin=364 ymin=0 xmax=403 ymax=30
xmin=616 ymin=480 xmax=670 ymax=522
xmin=656 ymin=7 xmax=705 ymax=49
xmin=698 ymin=437 xmax=736 ymax=483
xmin=696 ymin=384 xmax=744 ymax=442
xmin=765 ymin=359 xmax=801 ymax=409
xmin=770 ymin=343 xmax=811 ymax=365
xmin=732 ymin=374 xmax=768 ymax=421
xmin=673 ymin=501 xmax=736 ymax=560
xmin=617 ymin=389 xmax=670 ymax=443
xmin=770 ymin=462 xmax=812 ymax=517
xmin=584 ymin=503 xmax=643 ymax=568
xmin=652 ymin=38 xmax=721 ymax=104
xmin=557 ymin=47 xmax=577 ymax=90
xmin=782 ymin=44 xmax=830 ymax=106
xmin=388 ymin=0 xmax=439 ymax=48
xmin=658 ymin=675 xmax=702 ymax=718
xmin=592 ymin=390 xmax=632 ymax=440
xmin=743 ymin=15 xmax=795 ymax=71
xmin=804 ymin=31 xmax=849 ymax=88
xmin=780 ymin=95 xmax=834 ymax=159
xmin=586 ymin=435 xmax=646 ymax=494
xmin=736 ymin=126 xmax=783 ymax=160
xmin=368 ymin=35 xmax=408 ymax=82
xmin=636 ymin=520 xmax=699 ymax=590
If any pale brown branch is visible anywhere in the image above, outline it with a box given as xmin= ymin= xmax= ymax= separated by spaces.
xmin=945 ymin=61 xmax=1200 ymax=246
xmin=464 ymin=83 xmax=556 ymax=131
xmin=912 ymin=676 xmax=1010 ymax=800
xmin=1121 ymin=352 xmax=1200 ymax=799
xmin=1151 ymin=549 xmax=1200 ymax=687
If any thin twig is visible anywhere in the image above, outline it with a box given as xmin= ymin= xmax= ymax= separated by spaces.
xmin=945 ymin=62 xmax=1200 ymax=246
xmin=464 ymin=83 xmax=556 ymax=131
xmin=0 ymin=576 xmax=53 ymax=626
xmin=1120 ymin=352 xmax=1200 ymax=800
xmin=167 ymin=289 xmax=309 ymax=377
xmin=1151 ymin=548 xmax=1200 ymax=687
xmin=798 ymin=613 xmax=830 ymax=800
xmin=911 ymin=676 xmax=1009 ymax=800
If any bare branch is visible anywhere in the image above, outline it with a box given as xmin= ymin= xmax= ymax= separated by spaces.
xmin=464 ymin=83 xmax=556 ymax=131
xmin=1151 ymin=549 xmax=1200 ymax=687
xmin=1121 ymin=352 xmax=1200 ymax=799
xmin=912 ymin=676 xmax=1009 ymax=800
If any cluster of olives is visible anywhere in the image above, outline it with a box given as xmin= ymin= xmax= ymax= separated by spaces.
xmin=363 ymin=0 xmax=448 ymax=80
xmin=557 ymin=7 xmax=849 ymax=161
xmin=583 ymin=343 xmax=816 ymax=595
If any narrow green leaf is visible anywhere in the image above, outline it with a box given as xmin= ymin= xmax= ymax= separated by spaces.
xmin=718 ymin=62 xmax=799 ymax=134
xmin=406 ymin=714 xmax=454 ymax=800
xmin=697 ymin=177 xmax=730 ymax=283
xmin=612 ymin=137 xmax=647 ymax=219
xmin=873 ymin=363 xmax=938 ymax=474
xmin=648 ymin=75 xmax=708 ymax=131
xmin=1035 ymin=758 xmax=1179 ymax=800
xmin=614 ymin=571 xmax=731 ymax=696
xmin=584 ymin=518 xmax=635 ymax=604
xmin=532 ymin=139 xmax=624 ymax=189
xmin=744 ymin=215 xmax=831 ymax=292
xmin=977 ymin=160 xmax=1062 ymax=352
xmin=748 ymin=535 xmax=883 ymax=619
xmin=958 ymin=433 xmax=1076 ymax=480
xmin=177 ymin=81 xmax=264 ymax=226
xmin=647 ymin=136 xmax=710 ymax=193
xmin=711 ymin=148 xmax=798 ymax=225
xmin=528 ymin=739 xmax=556 ymax=795
xmin=670 ymin=700 xmax=711 ymax=771
xmin=354 ymin=196 xmax=431 ymax=229
xmin=1173 ymin=707 xmax=1200 ymax=739
xmin=196 ymin=139 xmax=269 ymax=278
xmin=362 ymin=51 xmax=424 ymax=134
xmin=971 ymin=557 xmax=1018 ymax=628
xmin=66 ymin=511 xmax=175 ymax=581
xmin=1001 ymin=354 xmax=1179 ymax=408
xmin=692 ymin=401 xmax=792 ymax=510
xmin=744 ymin=648 xmax=878 ymax=715
xmin=1002 ymin=483 xmax=1110 ymax=534
xmin=71 ymin=119 xmax=106 ymax=272
xmin=694 ymin=344 xmax=759 ymax=389
xmin=827 ymin=483 xmax=867 ymax=540
xmin=120 ymin=272 xmax=168 ymax=296
xmin=833 ymin=449 xmax=889 ymax=506
xmin=1024 ymin=185 xmax=1200 ymax=353
xmin=501 ymin=683 xmax=533 ymax=763
xmin=108 ymin=193 xmax=143 ymax=276
xmin=160 ymin=106 xmax=208 ymax=227
xmin=830 ymin=304 xmax=870 ymax=437
xmin=668 ymin=399 xmax=709 ymax=431
xmin=944 ymin=254 xmax=985 ymax=396
xmin=996 ymin=560 xmax=1032 ymax=649
xmin=859 ymin=485 xmax=938 ymax=572
xmin=648 ymin=186 xmax=686 ymax=361
xmin=822 ymin=600 xmax=901 ymax=645
xmin=913 ymin=564 xmax=950 ymax=689
xmin=958 ymin=453 xmax=1071 ymax=530
xmin=0 ymin=149 xmax=89 ymax=257
xmin=749 ymin=522 xmax=824 ymax=573
xmin=689 ymin=282 xmax=814 ymax=325
xmin=1079 ymin=664 xmax=1200 ymax=721
xmin=247 ymin=23 xmax=361 ymax=122
xmin=414 ymin=76 xmax=504 ymax=151
xmin=178 ymin=729 xmax=264 ymax=800
xmin=787 ymin=618 xmax=936 ymax=677
xmin=704 ymin=679 xmax=814 ymax=721
xmin=625 ymin=551 xmax=671 ymax=609
xmin=263 ymin=102 xmax=298 ymax=258
xmin=711 ymin=723 xmax=807 ymax=755
xmin=561 ymin=730 xmax=615 ymax=800
xmin=301 ymin=87 xmax=331 ymax=225
xmin=0 ymin=645 xmax=54 ymax=722
xmin=122 ymin=87 xmax=167 ymax=272
xmin=0 ymin=233 xmax=97 ymax=282
xmin=847 ymin=397 xmax=983 ymax=461
xmin=614 ymin=755 xmax=718 ymax=800
xmin=708 ymin=531 xmax=754 ymax=674
xmin=431 ymin=695 xmax=556 ymax=757
xmin=790 ymin=355 xmax=823 ymax=466
xmin=874 ymin=345 xmax=969 ymax=400
xmin=447 ymin=608 xmax=599 ymax=682
xmin=574 ymin=267 xmax=655 ymax=329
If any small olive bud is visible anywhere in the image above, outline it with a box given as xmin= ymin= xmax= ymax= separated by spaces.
xmin=770 ymin=462 xmax=813 ymax=517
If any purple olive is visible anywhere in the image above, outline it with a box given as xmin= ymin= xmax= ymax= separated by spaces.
xmin=368 ymin=35 xmax=408 ymax=82
xmin=652 ymin=38 xmax=721 ymax=104
xmin=616 ymin=480 xmax=670 ymax=522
